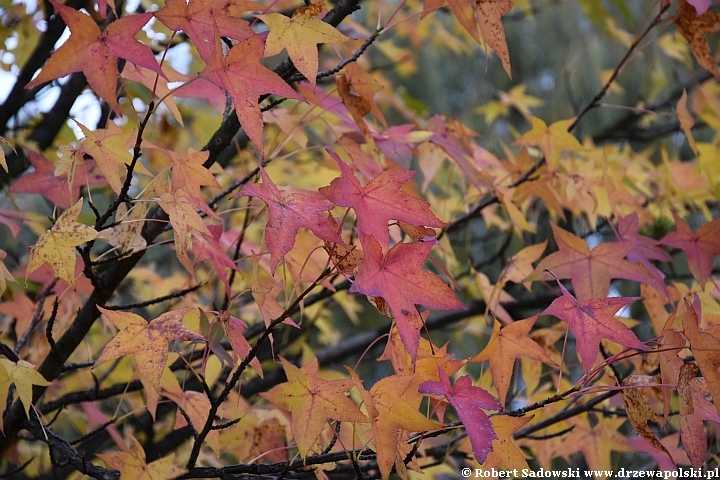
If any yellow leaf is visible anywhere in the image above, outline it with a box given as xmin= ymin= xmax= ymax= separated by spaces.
xmin=516 ymin=117 xmax=584 ymax=170
xmin=0 ymin=358 xmax=50 ymax=423
xmin=94 ymin=307 xmax=204 ymax=391
xmin=676 ymin=89 xmax=698 ymax=154
xmin=97 ymin=432 xmax=186 ymax=479
xmin=26 ymin=199 xmax=98 ymax=288
xmin=258 ymin=5 xmax=350 ymax=88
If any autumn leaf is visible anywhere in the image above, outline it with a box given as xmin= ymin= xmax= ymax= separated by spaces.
xmin=153 ymin=0 xmax=254 ymax=62
xmin=541 ymin=279 xmax=647 ymax=372
xmin=217 ymin=310 xmax=262 ymax=377
xmin=320 ymin=150 xmax=445 ymax=248
xmin=673 ymin=0 xmax=720 ymax=78
xmin=0 ymin=135 xmax=12 ymax=172
xmin=660 ymin=213 xmax=720 ymax=288
xmin=423 ymin=0 xmax=513 ymax=78
xmin=26 ymin=199 xmax=98 ymax=289
xmin=472 ymin=316 xmax=557 ymax=405
xmin=192 ymin=224 xmax=239 ymax=298
xmin=482 ymin=414 xmax=534 ymax=470
xmin=97 ymin=432 xmax=186 ymax=479
xmin=348 ymin=370 xmax=440 ymax=480
xmin=156 ymin=187 xmax=215 ymax=272
xmin=77 ymin=121 xmax=143 ymax=195
xmin=9 ymin=148 xmax=103 ymax=209
xmin=502 ymin=239 xmax=547 ymax=287
xmin=619 ymin=374 xmax=671 ymax=459
xmin=258 ymin=3 xmax=350 ymax=88
xmin=169 ymin=149 xmax=220 ymax=200
xmin=0 ymin=358 xmax=50 ymax=428
xmin=419 ymin=367 xmax=502 ymax=464
xmin=529 ymin=222 xmax=656 ymax=301
xmin=200 ymin=29 xmax=303 ymax=151
xmin=677 ymin=364 xmax=720 ymax=468
xmin=260 ymin=356 xmax=368 ymax=457
xmin=350 ymin=234 xmax=465 ymax=362
xmin=677 ymin=89 xmax=698 ymax=154
xmin=612 ymin=213 xmax=672 ymax=296
xmin=515 ymin=117 xmax=584 ymax=169
xmin=94 ymin=307 xmax=204 ymax=391
xmin=100 ymin=202 xmax=147 ymax=253
xmin=681 ymin=296 xmax=720 ymax=415
xmin=474 ymin=0 xmax=514 ymax=78
xmin=25 ymin=0 xmax=164 ymax=113
xmin=0 ymin=250 xmax=15 ymax=298
xmin=236 ymin=166 xmax=342 ymax=274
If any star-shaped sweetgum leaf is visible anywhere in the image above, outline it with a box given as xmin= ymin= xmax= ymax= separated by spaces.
xmin=541 ymin=280 xmax=647 ymax=372
xmin=154 ymin=0 xmax=254 ymax=62
xmin=94 ymin=307 xmax=204 ymax=391
xmin=26 ymin=199 xmax=98 ymax=289
xmin=347 ymin=370 xmax=440 ymax=480
xmin=660 ymin=212 xmax=720 ymax=288
xmin=529 ymin=222 xmax=656 ymax=301
xmin=168 ymin=149 xmax=220 ymax=200
xmin=200 ymin=29 xmax=303 ymax=152
xmin=320 ymin=150 xmax=445 ymax=248
xmin=472 ymin=316 xmax=557 ymax=405
xmin=97 ymin=432 xmax=185 ymax=479
xmin=350 ymin=234 xmax=465 ymax=362
xmin=681 ymin=296 xmax=720 ymax=416
xmin=236 ymin=166 xmax=342 ymax=274
xmin=419 ymin=368 xmax=502 ymax=464
xmin=77 ymin=121 xmax=153 ymax=195
xmin=261 ymin=357 xmax=367 ymax=457
xmin=515 ymin=117 xmax=584 ymax=169
xmin=258 ymin=3 xmax=349 ymax=88
xmin=25 ymin=1 xmax=164 ymax=113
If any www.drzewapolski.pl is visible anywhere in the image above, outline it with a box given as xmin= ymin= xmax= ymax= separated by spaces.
xmin=461 ymin=468 xmax=718 ymax=478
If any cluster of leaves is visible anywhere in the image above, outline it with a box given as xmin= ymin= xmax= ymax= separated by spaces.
xmin=1 ymin=0 xmax=720 ymax=478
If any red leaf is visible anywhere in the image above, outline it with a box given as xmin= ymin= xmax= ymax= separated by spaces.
xmin=200 ymin=29 xmax=303 ymax=152
xmin=154 ymin=0 xmax=254 ymax=62
xmin=419 ymin=368 xmax=501 ymax=463
xmin=192 ymin=225 xmax=239 ymax=298
xmin=541 ymin=280 xmax=647 ymax=372
xmin=236 ymin=166 xmax=343 ymax=274
xmin=26 ymin=1 xmax=163 ymax=113
xmin=319 ymin=150 xmax=445 ymax=248
xmin=350 ymin=234 xmax=465 ymax=361
xmin=660 ymin=213 xmax=720 ymax=288
xmin=10 ymin=149 xmax=103 ymax=209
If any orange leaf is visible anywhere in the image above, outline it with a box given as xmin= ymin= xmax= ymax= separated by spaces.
xmin=681 ymin=296 xmax=720 ymax=416
xmin=25 ymin=1 xmax=164 ymax=113
xmin=673 ymin=0 xmax=720 ymax=79
xmin=260 ymin=357 xmax=368 ymax=457
xmin=94 ymin=307 xmax=204 ymax=391
xmin=472 ymin=316 xmax=557 ymax=405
